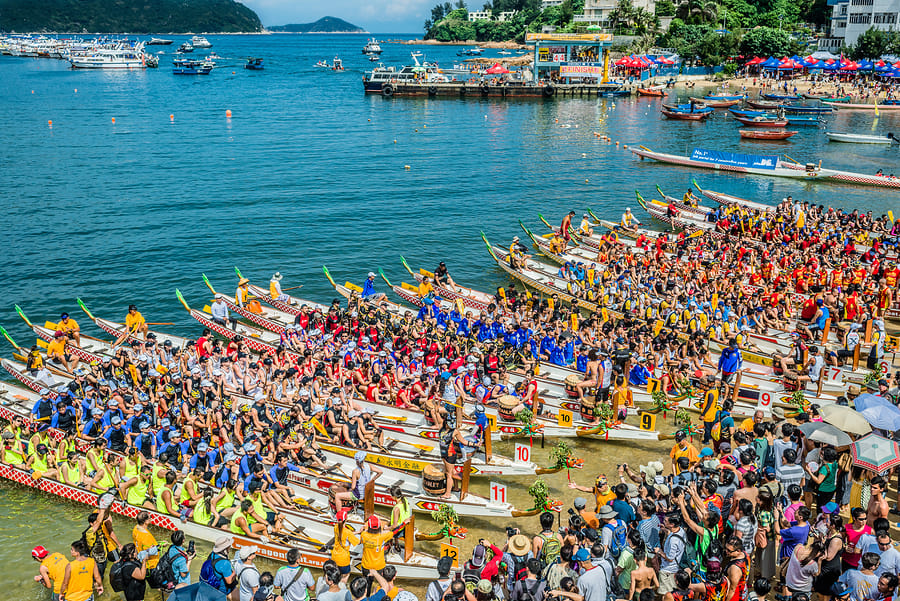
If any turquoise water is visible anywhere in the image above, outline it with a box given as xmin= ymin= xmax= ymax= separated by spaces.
xmin=3 ymin=33 xmax=900 ymax=598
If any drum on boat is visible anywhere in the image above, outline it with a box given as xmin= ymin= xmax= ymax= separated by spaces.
xmin=565 ymin=374 xmax=581 ymax=398
xmin=422 ymin=463 xmax=447 ymax=496
xmin=498 ymin=395 xmax=519 ymax=421
xmin=580 ymin=394 xmax=597 ymax=421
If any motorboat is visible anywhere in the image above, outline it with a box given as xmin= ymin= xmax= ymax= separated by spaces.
xmin=147 ymin=38 xmax=173 ymax=45
xmin=332 ymin=57 xmax=344 ymax=71
xmin=172 ymin=58 xmax=212 ymax=74
xmin=368 ymin=54 xmax=379 ymax=62
xmin=362 ymin=38 xmax=382 ymax=54
xmin=191 ymin=35 xmax=212 ymax=48
xmin=244 ymin=57 xmax=264 ymax=70
xmin=733 ymin=115 xmax=789 ymax=127
xmin=825 ymin=132 xmax=898 ymax=144
xmin=176 ymin=42 xmax=193 ymax=53
xmin=457 ymin=47 xmax=484 ymax=56
xmin=314 ymin=59 xmax=329 ymax=68
xmin=363 ymin=60 xmax=451 ymax=93
xmin=68 ymin=42 xmax=146 ymax=69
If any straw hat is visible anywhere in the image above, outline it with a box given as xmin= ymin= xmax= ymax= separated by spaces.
xmin=508 ymin=534 xmax=530 ymax=556
xmin=238 ymin=277 xmax=250 ymax=286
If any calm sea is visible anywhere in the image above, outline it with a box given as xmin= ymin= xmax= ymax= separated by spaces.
xmin=2 ymin=33 xmax=900 ymax=597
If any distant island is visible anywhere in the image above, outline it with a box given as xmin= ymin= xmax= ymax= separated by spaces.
xmin=268 ymin=17 xmax=366 ymax=33
xmin=0 ymin=0 xmax=263 ymax=33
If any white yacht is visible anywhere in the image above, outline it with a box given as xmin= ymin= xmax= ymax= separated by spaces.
xmin=69 ymin=42 xmax=146 ymax=69
xmin=191 ymin=36 xmax=212 ymax=48
xmin=362 ymin=38 xmax=382 ymax=54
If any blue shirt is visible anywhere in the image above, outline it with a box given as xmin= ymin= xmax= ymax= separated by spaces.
xmin=169 ymin=546 xmax=191 ymax=585
xmin=629 ymin=364 xmax=651 ymax=386
xmin=612 ymin=499 xmax=636 ymax=524
xmin=718 ymin=347 xmax=742 ymax=373
xmin=361 ymin=279 xmax=378 ymax=298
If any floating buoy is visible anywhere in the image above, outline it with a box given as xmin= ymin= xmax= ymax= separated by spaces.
xmin=393 ymin=139 xmax=397 ymax=144
xmin=404 ymin=165 xmax=410 ymax=170
xmin=423 ymin=125 xmax=427 ymax=128
xmin=623 ymin=145 xmax=628 ymax=149
xmin=414 ymin=129 xmax=418 ymax=132
xmin=555 ymin=118 xmax=559 ymax=123
xmin=226 ymin=109 xmax=232 ymax=118
xmin=585 ymin=178 xmax=589 ymax=183
xmin=582 ymin=153 xmax=587 ymax=157
xmin=31 ymin=90 xmax=34 ymax=94
xmin=368 ymin=119 xmax=371 ymax=122
xmin=170 ymin=114 xmax=175 ymax=121
xmin=47 ymin=120 xmax=52 ymax=127
xmin=111 ymin=117 xmax=115 ymax=124
xmin=74 ymin=89 xmax=77 ymax=93
xmin=232 ymin=71 xmax=235 ymax=74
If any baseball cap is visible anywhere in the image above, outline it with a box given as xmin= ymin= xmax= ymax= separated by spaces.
xmin=368 ymin=515 xmax=380 ymax=529
xmin=31 ymin=545 xmax=49 ymax=559
xmin=574 ymin=548 xmax=591 ymax=562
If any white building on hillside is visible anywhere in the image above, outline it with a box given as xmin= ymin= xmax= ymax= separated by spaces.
xmin=574 ymin=0 xmax=658 ymax=28
xmin=820 ymin=0 xmax=899 ymax=50
xmin=467 ymin=10 xmax=518 ymax=21
xmin=542 ymin=0 xmax=566 ymax=8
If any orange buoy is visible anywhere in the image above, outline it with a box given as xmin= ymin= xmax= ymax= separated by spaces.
xmin=616 ymin=141 xmax=619 ymax=145
xmin=170 ymin=114 xmax=175 ymax=121
xmin=226 ymin=109 xmax=232 ymax=118
xmin=74 ymin=89 xmax=77 ymax=93
xmin=111 ymin=117 xmax=115 ymax=124
xmin=232 ymin=71 xmax=235 ymax=74
xmin=623 ymin=145 xmax=628 ymax=149
xmin=48 ymin=120 xmax=52 ymax=126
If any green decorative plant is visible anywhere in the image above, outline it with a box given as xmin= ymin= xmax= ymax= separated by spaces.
xmin=674 ymin=408 xmax=692 ymax=426
xmin=596 ymin=402 xmax=614 ymax=424
xmin=550 ymin=440 xmax=573 ymax=468
xmin=431 ymin=504 xmax=459 ymax=528
xmin=651 ymin=390 xmax=669 ymax=411
xmin=788 ymin=390 xmax=806 ymax=409
xmin=864 ymin=363 xmax=885 ymax=385
xmin=528 ymin=479 xmax=550 ymax=509
xmin=515 ymin=408 xmax=534 ymax=425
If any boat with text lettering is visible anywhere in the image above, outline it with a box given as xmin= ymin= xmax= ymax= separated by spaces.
xmin=630 ymin=146 xmax=900 ymax=188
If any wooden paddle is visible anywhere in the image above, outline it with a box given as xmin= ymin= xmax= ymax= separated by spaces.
xmin=281 ymin=285 xmax=304 ymax=292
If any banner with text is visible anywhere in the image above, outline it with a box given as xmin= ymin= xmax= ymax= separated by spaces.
xmin=560 ymin=62 xmax=603 ymax=76
xmin=690 ymin=148 xmax=778 ymax=170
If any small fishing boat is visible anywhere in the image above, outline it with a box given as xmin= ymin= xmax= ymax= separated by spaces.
xmin=663 ymin=103 xmax=714 ymax=114
xmin=746 ymin=99 xmax=782 ymax=109
xmin=691 ymin=96 xmax=741 ymax=108
xmin=739 ymin=129 xmax=798 ymax=140
xmin=730 ymin=108 xmax=767 ymax=117
xmin=733 ymin=115 xmax=788 ymax=127
xmin=637 ymin=87 xmax=666 ymax=96
xmin=147 ymin=38 xmax=173 ymax=45
xmin=825 ymin=132 xmax=898 ymax=144
xmin=368 ymin=54 xmax=379 ymax=62
xmin=661 ymin=108 xmax=710 ymax=120
xmin=176 ymin=42 xmax=193 ymax=53
xmin=782 ymin=104 xmax=833 ymax=114
xmin=332 ymin=57 xmax=344 ymax=71
xmin=704 ymin=94 xmax=745 ymax=101
xmin=314 ymin=59 xmax=329 ymax=68
xmin=244 ymin=57 xmax=264 ymax=70
xmin=786 ymin=116 xmax=821 ymax=126
xmin=762 ymin=93 xmax=800 ymax=100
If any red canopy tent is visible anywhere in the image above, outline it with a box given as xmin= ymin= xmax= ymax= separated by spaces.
xmin=656 ymin=56 xmax=675 ymax=65
xmin=778 ymin=59 xmax=804 ymax=69
xmin=745 ymin=56 xmax=764 ymax=65
xmin=485 ymin=63 xmax=510 ymax=74
xmin=614 ymin=57 xmax=631 ymax=66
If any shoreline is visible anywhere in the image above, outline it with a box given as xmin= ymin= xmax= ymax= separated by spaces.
xmin=394 ymin=38 xmax=527 ymax=48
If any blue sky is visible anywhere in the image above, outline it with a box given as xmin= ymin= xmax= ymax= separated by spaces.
xmin=241 ymin=0 xmax=428 ymax=32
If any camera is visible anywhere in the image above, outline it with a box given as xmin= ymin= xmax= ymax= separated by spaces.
xmin=506 ymin=527 xmax=517 ymax=538
xmin=187 ymin=540 xmax=195 ymax=555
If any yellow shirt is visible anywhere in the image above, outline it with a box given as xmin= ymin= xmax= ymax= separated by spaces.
xmin=418 ymin=281 xmax=434 ymax=298
xmin=125 ymin=311 xmax=145 ymax=331
xmin=594 ymin=489 xmax=616 ymax=511
xmin=360 ymin=530 xmax=392 ymax=571
xmin=42 ymin=552 xmax=69 ymax=594
xmin=65 ymin=557 xmax=96 ymax=601
xmin=47 ymin=339 xmax=66 ymax=357
xmin=132 ymin=525 xmax=160 ymax=569
xmin=58 ymin=318 xmax=79 ymax=333
xmin=670 ymin=442 xmax=699 ymax=465
xmin=331 ymin=523 xmax=360 ymax=566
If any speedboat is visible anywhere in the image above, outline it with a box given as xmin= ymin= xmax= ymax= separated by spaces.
xmin=368 ymin=54 xmax=379 ymax=62
xmin=173 ymin=58 xmax=212 ymax=74
xmin=362 ymin=38 xmax=382 ymax=54
xmin=176 ymin=42 xmax=193 ymax=53
xmin=147 ymin=38 xmax=173 ymax=45
xmin=826 ymin=132 xmax=898 ymax=144
xmin=191 ymin=36 xmax=212 ymax=48
xmin=314 ymin=59 xmax=329 ymax=68
xmin=332 ymin=57 xmax=344 ymax=71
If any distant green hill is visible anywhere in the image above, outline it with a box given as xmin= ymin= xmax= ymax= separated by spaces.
xmin=0 ymin=0 xmax=263 ymax=33
xmin=268 ymin=16 xmax=366 ymax=33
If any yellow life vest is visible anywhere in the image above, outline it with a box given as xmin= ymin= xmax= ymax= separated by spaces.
xmin=127 ymin=476 xmax=150 ymax=506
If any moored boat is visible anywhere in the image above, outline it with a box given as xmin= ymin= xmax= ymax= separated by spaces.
xmin=739 ymin=129 xmax=798 ymax=140
xmin=661 ymin=108 xmax=710 ymax=120
xmin=733 ymin=115 xmax=788 ymax=127
xmin=825 ymin=132 xmax=898 ymax=144
xmin=637 ymin=88 xmax=666 ymax=96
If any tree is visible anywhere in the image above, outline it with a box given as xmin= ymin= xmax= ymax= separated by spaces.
xmin=739 ymin=26 xmax=798 ymax=57
xmin=424 ymin=18 xmax=433 ymax=31
xmin=609 ymin=0 xmax=636 ymax=32
xmin=655 ymin=0 xmax=676 ymax=16
xmin=456 ymin=0 xmax=468 ymax=8
xmin=431 ymin=4 xmax=446 ymax=22
xmin=851 ymin=27 xmax=891 ymax=59
xmin=675 ymin=0 xmax=719 ymax=24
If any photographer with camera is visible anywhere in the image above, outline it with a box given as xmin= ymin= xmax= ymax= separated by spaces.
xmin=510 ymin=559 xmax=546 ymax=601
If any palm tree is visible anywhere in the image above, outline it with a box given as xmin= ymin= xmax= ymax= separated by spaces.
xmin=675 ymin=0 xmax=718 ymax=24
xmin=609 ymin=0 xmax=636 ymax=32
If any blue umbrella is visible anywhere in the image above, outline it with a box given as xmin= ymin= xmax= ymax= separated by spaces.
xmin=854 ymin=393 xmax=895 ymax=412
xmin=861 ymin=405 xmax=900 ymax=431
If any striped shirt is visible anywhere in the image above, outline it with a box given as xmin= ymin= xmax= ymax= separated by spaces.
xmin=776 ymin=463 xmax=805 ymax=489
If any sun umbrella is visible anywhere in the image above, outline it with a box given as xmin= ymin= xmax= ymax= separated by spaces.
xmin=797 ymin=422 xmax=854 ymax=447
xmin=851 ymin=433 xmax=900 ymax=471
xmin=861 ymin=406 xmax=900 ymax=431
xmin=485 ymin=63 xmax=510 ymax=74
xmin=854 ymin=393 xmax=894 ymax=412
xmin=821 ymin=405 xmax=873 ymax=435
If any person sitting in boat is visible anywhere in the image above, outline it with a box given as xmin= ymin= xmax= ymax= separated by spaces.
xmin=548 ymin=232 xmax=565 ymax=255
xmin=620 ymin=208 xmax=641 ymax=231
xmin=434 ymin=261 xmax=456 ymax=289
xmin=332 ymin=450 xmax=383 ymax=514
xmin=682 ymin=189 xmax=697 ymax=207
xmin=579 ymin=214 xmax=594 ymax=236
xmin=666 ymin=200 xmax=680 ymax=218
xmin=418 ymin=276 xmax=436 ymax=299
xmin=47 ymin=330 xmax=79 ymax=373
xmin=361 ymin=272 xmax=386 ymax=301
xmin=507 ymin=236 xmax=529 ymax=269
xmin=57 ymin=312 xmax=81 ymax=347
xmin=269 ymin=272 xmax=288 ymax=302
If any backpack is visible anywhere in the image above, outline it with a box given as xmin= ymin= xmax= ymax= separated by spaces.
xmin=539 ymin=532 xmax=561 ymax=566
xmin=514 ymin=578 xmax=543 ymax=601
xmin=200 ymin=553 xmax=233 ymax=593
xmin=670 ymin=534 xmax=698 ymax=572
xmin=511 ymin=554 xmax=530 ymax=582
xmin=80 ymin=526 xmax=108 ymax=564
xmin=109 ymin=559 xmax=135 ymax=593
xmin=602 ymin=557 xmax=626 ymax=601
xmin=148 ymin=546 xmax=183 ymax=590
xmin=604 ymin=520 xmax=627 ymax=559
